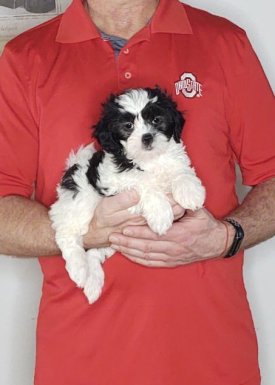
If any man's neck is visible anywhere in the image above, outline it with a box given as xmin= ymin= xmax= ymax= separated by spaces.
xmin=85 ymin=0 xmax=159 ymax=39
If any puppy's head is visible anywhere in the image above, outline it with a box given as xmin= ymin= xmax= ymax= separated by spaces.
xmin=93 ymin=87 xmax=184 ymax=163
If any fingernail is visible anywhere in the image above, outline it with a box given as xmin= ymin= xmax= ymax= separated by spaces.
xmin=109 ymin=235 xmax=119 ymax=244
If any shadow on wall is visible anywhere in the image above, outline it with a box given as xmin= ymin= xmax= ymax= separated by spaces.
xmin=0 ymin=0 xmax=55 ymax=13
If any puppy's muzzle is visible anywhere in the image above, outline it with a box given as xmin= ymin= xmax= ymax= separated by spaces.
xmin=142 ymin=133 xmax=154 ymax=149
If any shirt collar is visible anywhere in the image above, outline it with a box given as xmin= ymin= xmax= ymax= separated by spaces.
xmin=56 ymin=0 xmax=99 ymax=43
xmin=56 ymin=0 xmax=193 ymax=44
xmin=151 ymin=0 xmax=193 ymax=35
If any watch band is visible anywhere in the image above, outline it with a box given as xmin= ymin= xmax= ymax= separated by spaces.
xmin=223 ymin=218 xmax=244 ymax=258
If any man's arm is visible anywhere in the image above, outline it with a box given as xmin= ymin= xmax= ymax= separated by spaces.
xmin=0 ymin=196 xmax=59 ymax=257
xmin=227 ymin=178 xmax=275 ymax=249
xmin=0 ymin=191 xmax=184 ymax=258
xmin=0 ymin=191 xmax=144 ymax=257
xmin=108 ymin=178 xmax=275 ymax=267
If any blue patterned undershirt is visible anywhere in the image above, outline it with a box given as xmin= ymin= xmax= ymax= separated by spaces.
xmin=100 ymin=30 xmax=128 ymax=57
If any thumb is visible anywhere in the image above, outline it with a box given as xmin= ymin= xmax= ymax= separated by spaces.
xmin=108 ymin=189 xmax=140 ymax=212
xmin=182 ymin=208 xmax=206 ymax=220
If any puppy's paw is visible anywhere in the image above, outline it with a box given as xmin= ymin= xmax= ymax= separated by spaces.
xmin=173 ymin=179 xmax=205 ymax=211
xmin=65 ymin=252 xmax=88 ymax=288
xmin=145 ymin=200 xmax=174 ymax=235
xmin=104 ymin=247 xmax=115 ymax=259
xmin=84 ymin=267 xmax=105 ymax=304
xmin=86 ymin=247 xmax=114 ymax=262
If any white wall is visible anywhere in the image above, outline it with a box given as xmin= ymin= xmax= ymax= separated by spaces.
xmin=0 ymin=1 xmax=274 ymax=384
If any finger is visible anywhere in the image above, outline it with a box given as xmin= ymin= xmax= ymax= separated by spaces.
xmin=109 ymin=232 xmax=180 ymax=255
xmin=122 ymin=225 xmax=160 ymax=240
xmin=109 ymin=233 xmax=184 ymax=260
xmin=121 ymin=225 xmax=182 ymax=242
xmin=124 ymin=254 xmax=186 ymax=268
xmin=111 ymin=243 xmax=170 ymax=261
xmin=124 ymin=216 xmax=147 ymax=226
xmin=107 ymin=209 xmax=144 ymax=226
xmin=106 ymin=190 xmax=140 ymax=212
xmin=172 ymin=204 xmax=185 ymax=221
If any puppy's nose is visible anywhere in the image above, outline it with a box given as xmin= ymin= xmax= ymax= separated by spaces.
xmin=142 ymin=133 xmax=153 ymax=146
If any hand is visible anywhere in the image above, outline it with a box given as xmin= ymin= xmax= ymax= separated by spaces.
xmin=109 ymin=208 xmax=234 ymax=267
xmin=83 ymin=190 xmax=144 ymax=249
xmin=83 ymin=191 xmax=185 ymax=249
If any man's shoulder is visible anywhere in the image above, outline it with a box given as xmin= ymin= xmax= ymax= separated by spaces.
xmin=183 ymin=3 xmax=245 ymax=39
xmin=4 ymin=15 xmax=62 ymax=59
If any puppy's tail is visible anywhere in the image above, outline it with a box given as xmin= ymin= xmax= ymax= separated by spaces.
xmin=66 ymin=143 xmax=96 ymax=169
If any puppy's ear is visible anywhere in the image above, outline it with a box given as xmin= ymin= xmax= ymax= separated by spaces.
xmin=93 ymin=95 xmax=123 ymax=154
xmin=93 ymin=119 xmax=120 ymax=153
xmin=170 ymin=105 xmax=185 ymax=143
xmin=147 ymin=86 xmax=185 ymax=143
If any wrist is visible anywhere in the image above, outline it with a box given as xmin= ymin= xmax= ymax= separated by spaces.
xmin=223 ymin=218 xmax=245 ymax=257
xmin=216 ymin=220 xmax=235 ymax=258
xmin=83 ymin=220 xmax=110 ymax=249
xmin=220 ymin=220 xmax=235 ymax=257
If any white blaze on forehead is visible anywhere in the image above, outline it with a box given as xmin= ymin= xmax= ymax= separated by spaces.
xmin=116 ymin=89 xmax=158 ymax=115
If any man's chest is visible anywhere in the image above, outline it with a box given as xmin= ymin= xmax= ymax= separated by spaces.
xmin=35 ymin=36 xmax=234 ymax=210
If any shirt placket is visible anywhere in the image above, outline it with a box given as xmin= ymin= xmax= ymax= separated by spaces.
xmin=116 ymin=28 xmax=150 ymax=91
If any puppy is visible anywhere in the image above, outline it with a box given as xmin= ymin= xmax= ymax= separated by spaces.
xmin=49 ymin=87 xmax=205 ymax=304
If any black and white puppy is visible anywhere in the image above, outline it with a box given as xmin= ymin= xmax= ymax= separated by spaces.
xmin=50 ymin=87 xmax=205 ymax=303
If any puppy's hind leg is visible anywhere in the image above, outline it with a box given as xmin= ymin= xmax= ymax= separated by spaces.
xmin=84 ymin=247 xmax=115 ymax=304
xmin=50 ymin=188 xmax=101 ymax=289
xmin=57 ymin=235 xmax=88 ymax=289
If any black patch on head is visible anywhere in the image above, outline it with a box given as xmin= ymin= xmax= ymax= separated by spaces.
xmin=143 ymin=87 xmax=185 ymax=143
xmin=93 ymin=94 xmax=135 ymax=153
xmin=86 ymin=151 xmax=108 ymax=195
xmin=93 ymin=93 xmax=137 ymax=171
xmin=60 ymin=164 xmax=80 ymax=196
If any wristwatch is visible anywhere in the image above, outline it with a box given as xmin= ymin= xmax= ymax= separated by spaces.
xmin=223 ymin=218 xmax=244 ymax=258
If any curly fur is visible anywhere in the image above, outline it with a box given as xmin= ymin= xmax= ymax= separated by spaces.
xmin=49 ymin=87 xmax=205 ymax=304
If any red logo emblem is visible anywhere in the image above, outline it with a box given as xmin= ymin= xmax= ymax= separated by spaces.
xmin=175 ymin=73 xmax=203 ymax=98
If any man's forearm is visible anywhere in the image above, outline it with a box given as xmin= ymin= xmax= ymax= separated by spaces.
xmin=0 ymin=195 xmax=60 ymax=257
xmin=0 ymin=190 xmax=144 ymax=258
xmin=227 ymin=177 xmax=275 ymax=251
xmin=1 ymin=178 xmax=274 ymax=259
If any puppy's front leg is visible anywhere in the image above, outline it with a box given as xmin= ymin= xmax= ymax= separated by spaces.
xmin=50 ymin=187 xmax=101 ymax=289
xmin=140 ymin=190 xmax=173 ymax=235
xmin=172 ymin=173 xmax=205 ymax=211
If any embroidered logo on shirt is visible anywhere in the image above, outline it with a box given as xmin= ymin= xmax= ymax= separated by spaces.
xmin=175 ymin=73 xmax=203 ymax=98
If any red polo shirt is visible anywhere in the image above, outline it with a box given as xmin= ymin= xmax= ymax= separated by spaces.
xmin=0 ymin=1 xmax=274 ymax=384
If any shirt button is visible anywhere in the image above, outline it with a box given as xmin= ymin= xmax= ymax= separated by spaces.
xmin=124 ymin=72 xmax=132 ymax=79
xmin=123 ymin=48 xmax=129 ymax=54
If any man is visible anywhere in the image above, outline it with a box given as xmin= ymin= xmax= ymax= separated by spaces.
xmin=0 ymin=0 xmax=274 ymax=384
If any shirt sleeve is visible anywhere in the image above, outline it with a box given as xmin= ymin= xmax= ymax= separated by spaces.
xmin=220 ymin=28 xmax=275 ymax=186
xmin=0 ymin=42 xmax=38 ymax=198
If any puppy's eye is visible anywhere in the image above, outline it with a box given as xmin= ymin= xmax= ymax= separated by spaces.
xmin=152 ymin=116 xmax=162 ymax=125
xmin=124 ymin=122 xmax=134 ymax=130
